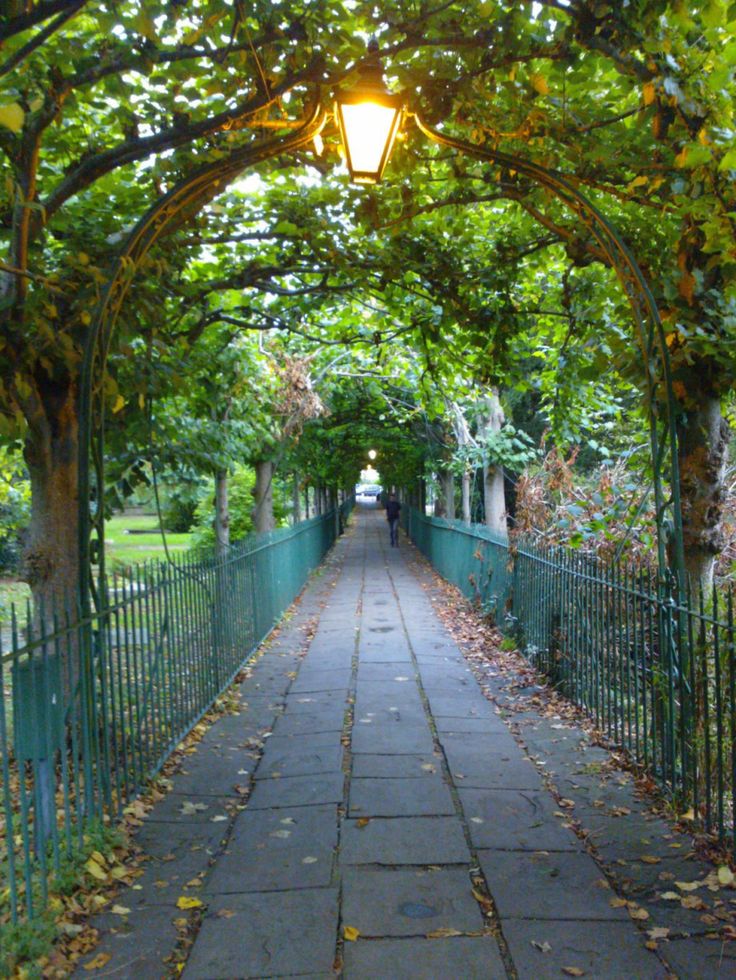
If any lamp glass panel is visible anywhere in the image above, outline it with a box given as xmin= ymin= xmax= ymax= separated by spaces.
xmin=340 ymin=101 xmax=398 ymax=177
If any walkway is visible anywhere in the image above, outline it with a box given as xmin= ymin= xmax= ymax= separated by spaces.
xmin=77 ymin=508 xmax=733 ymax=978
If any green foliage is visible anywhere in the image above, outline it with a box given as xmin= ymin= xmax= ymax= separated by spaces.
xmin=0 ymin=914 xmax=55 ymax=979
xmin=191 ymin=465 xmax=290 ymax=550
xmin=0 ymin=445 xmax=30 ymax=573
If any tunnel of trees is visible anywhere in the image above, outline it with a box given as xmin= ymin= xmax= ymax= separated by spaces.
xmin=0 ymin=0 xmax=734 ymax=618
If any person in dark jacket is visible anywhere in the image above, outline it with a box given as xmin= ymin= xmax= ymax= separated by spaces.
xmin=386 ymin=493 xmax=401 ymax=547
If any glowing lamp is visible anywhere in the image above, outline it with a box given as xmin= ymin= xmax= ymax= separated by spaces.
xmin=335 ymin=40 xmax=402 ymax=185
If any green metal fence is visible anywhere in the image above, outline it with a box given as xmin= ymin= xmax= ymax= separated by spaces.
xmin=405 ymin=507 xmax=736 ymax=854
xmin=0 ymin=505 xmax=350 ymax=926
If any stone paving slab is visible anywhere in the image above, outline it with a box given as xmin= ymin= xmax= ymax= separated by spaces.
xmin=284 ymin=692 xmax=349 ymax=714
xmin=340 ymin=816 xmax=471 ymax=865
xmin=478 ymin=849 xmax=629 ymax=920
xmin=270 ymin=708 xmax=346 ymax=736
xmin=247 ymin=771 xmax=344 ymax=809
xmin=206 ymin=804 xmax=337 ymax=893
xmin=351 ymin=722 xmax=435 ymax=756
xmin=290 ymin=667 xmax=352 ymax=693
xmin=351 ymin=753 xmax=441 ymax=779
xmin=353 ymin=702 xmax=427 ymax=726
xmin=459 ymin=788 xmax=580 ymax=851
xmin=256 ymin=742 xmax=344 ymax=780
xmin=342 ymin=936 xmax=507 ymax=979
xmin=76 ymin=904 xmax=182 ymax=978
xmin=341 ymin=867 xmax=483 ymax=937
xmin=501 ymin=919 xmax=667 ymax=979
xmin=183 ymin=889 xmax=339 ymax=979
xmin=144 ymin=793 xmax=235 ymax=824
xmin=662 ymin=936 xmax=736 ymax=978
xmin=349 ymin=776 xmax=456 ymax=817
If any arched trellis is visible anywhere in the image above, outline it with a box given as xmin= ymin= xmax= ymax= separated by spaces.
xmin=411 ymin=113 xmax=686 ymax=595
xmin=78 ymin=100 xmax=686 ymax=612
xmin=77 ymin=104 xmax=328 ymax=612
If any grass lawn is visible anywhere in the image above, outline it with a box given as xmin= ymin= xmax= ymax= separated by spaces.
xmin=104 ymin=514 xmax=192 ymax=569
xmin=0 ymin=514 xmax=194 ymax=622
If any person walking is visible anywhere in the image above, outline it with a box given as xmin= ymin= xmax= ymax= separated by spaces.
xmin=386 ymin=492 xmax=401 ymax=547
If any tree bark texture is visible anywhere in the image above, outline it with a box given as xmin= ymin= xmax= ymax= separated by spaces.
xmin=23 ymin=374 xmax=80 ymax=620
xmin=462 ymin=472 xmax=471 ymax=523
xmin=676 ymin=393 xmax=730 ymax=591
xmin=252 ymin=459 xmax=275 ymax=534
xmin=292 ymin=472 xmax=301 ymax=525
xmin=214 ymin=468 xmax=230 ymax=559
xmin=481 ymin=391 xmax=508 ymax=538
xmin=441 ymin=470 xmax=456 ymax=520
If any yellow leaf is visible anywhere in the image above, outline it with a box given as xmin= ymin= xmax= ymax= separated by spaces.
xmin=530 ymin=73 xmax=549 ymax=95
xmin=80 ymin=311 xmax=92 ymax=326
xmin=675 ymin=881 xmax=700 ymax=892
xmin=85 ymin=858 xmax=108 ymax=881
xmin=110 ymin=865 xmax=128 ymax=880
xmin=427 ymin=927 xmax=463 ymax=938
xmin=112 ymin=394 xmax=125 ymax=414
xmin=718 ymin=866 xmax=735 ymax=886
xmin=629 ymin=906 xmax=650 ymax=920
xmin=90 ymin=850 xmax=108 ymax=867
xmin=679 ymin=808 xmax=696 ymax=821
xmin=343 ymin=925 xmax=360 ymax=941
xmin=643 ymin=81 xmax=656 ymax=106
xmin=176 ymin=896 xmax=204 ymax=910
xmin=111 ymin=904 xmax=130 ymax=915
xmin=0 ymin=103 xmax=25 ymax=135
xmin=78 ymin=252 xmax=90 ymax=266
xmin=84 ymin=952 xmax=112 ymax=970
xmin=640 ymin=855 xmax=661 ymax=864
xmin=562 ymin=968 xmax=585 ymax=977
xmin=675 ymin=147 xmax=689 ymax=167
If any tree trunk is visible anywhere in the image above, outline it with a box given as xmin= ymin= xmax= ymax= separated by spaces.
xmin=441 ymin=470 xmax=455 ymax=520
xmin=214 ymin=468 xmax=230 ymax=558
xmin=252 ymin=459 xmax=275 ymax=534
xmin=676 ymin=393 xmax=730 ymax=591
xmin=292 ymin=472 xmax=301 ymax=525
xmin=461 ymin=471 xmax=471 ymax=523
xmin=23 ymin=376 xmax=80 ymax=620
xmin=481 ymin=391 xmax=508 ymax=538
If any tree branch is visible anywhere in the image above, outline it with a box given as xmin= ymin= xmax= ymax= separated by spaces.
xmin=0 ymin=0 xmax=84 ymax=42
xmin=0 ymin=0 xmax=84 ymax=76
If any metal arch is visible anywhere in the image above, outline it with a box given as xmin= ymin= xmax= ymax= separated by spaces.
xmin=412 ymin=113 xmax=686 ymax=594
xmin=77 ymin=105 xmax=328 ymax=611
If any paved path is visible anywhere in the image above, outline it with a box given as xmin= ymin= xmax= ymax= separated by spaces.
xmin=77 ymin=507 xmax=733 ymax=978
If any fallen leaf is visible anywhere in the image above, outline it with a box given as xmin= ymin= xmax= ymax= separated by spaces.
xmin=212 ymin=815 xmax=227 ymax=822
xmin=176 ymin=896 xmax=204 ymax=910
xmin=641 ymin=855 xmax=661 ymax=865
xmin=84 ymin=953 xmax=112 ymax=971
xmin=629 ymin=906 xmax=650 ymax=920
xmin=562 ymin=968 xmax=585 ymax=977
xmin=111 ymin=905 xmax=130 ymax=915
xmin=610 ymin=898 xmax=628 ymax=908
xmin=681 ymin=895 xmax=706 ymax=910
xmin=270 ymin=830 xmax=291 ymax=839
xmin=302 ymin=856 xmax=318 ymax=864
xmin=343 ymin=925 xmax=360 ymax=941
xmin=85 ymin=858 xmax=108 ymax=882
xmin=718 ymin=867 xmax=735 ymax=887
xmin=180 ymin=801 xmax=208 ymax=815
xmin=427 ymin=927 xmax=462 ymax=938
xmin=356 ymin=818 xmax=371 ymax=828
xmin=647 ymin=927 xmax=670 ymax=940
xmin=660 ymin=892 xmax=680 ymax=901
xmin=558 ymin=798 xmax=575 ymax=808
xmin=217 ymin=909 xmax=236 ymax=918
xmin=675 ymin=881 xmax=701 ymax=892
xmin=679 ymin=808 xmax=696 ymax=821
xmin=530 ymin=940 xmax=552 ymax=953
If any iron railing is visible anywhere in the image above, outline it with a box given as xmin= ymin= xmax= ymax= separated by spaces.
xmin=0 ymin=504 xmax=351 ymax=927
xmin=404 ymin=507 xmax=736 ymax=854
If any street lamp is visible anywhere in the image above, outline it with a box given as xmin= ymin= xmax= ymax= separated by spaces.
xmin=368 ymin=449 xmax=377 ymax=460
xmin=335 ymin=39 xmax=403 ymax=184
